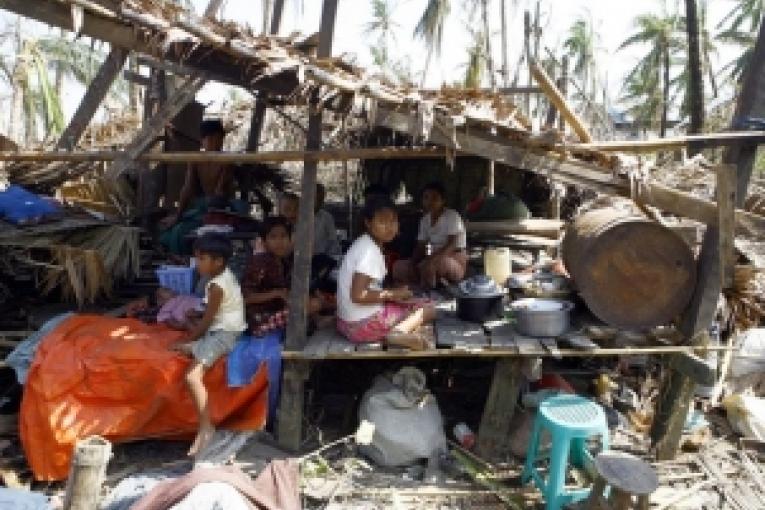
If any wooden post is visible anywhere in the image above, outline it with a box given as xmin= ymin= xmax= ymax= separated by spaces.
xmin=279 ymin=0 xmax=337 ymax=452
xmin=651 ymin=19 xmax=765 ymax=459
xmin=63 ymin=436 xmax=111 ymax=510
xmin=717 ymin=164 xmax=737 ymax=289
xmin=476 ymin=359 xmax=521 ymax=460
xmin=57 ymin=47 xmax=128 ymax=150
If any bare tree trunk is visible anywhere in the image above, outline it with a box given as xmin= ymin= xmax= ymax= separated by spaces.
xmin=420 ymin=44 xmax=434 ymax=88
xmin=262 ymin=0 xmax=273 ymax=35
xmin=661 ymin=41 xmax=670 ymax=138
xmin=481 ymin=0 xmax=495 ymax=89
xmin=500 ymin=0 xmax=509 ymax=87
xmin=685 ymin=0 xmax=704 ymax=154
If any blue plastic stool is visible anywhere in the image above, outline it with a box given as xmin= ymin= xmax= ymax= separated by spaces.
xmin=521 ymin=394 xmax=609 ymax=510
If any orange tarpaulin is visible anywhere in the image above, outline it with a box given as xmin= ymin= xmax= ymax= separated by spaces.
xmin=20 ymin=315 xmax=268 ymax=481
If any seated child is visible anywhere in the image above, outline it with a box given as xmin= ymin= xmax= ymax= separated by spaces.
xmin=242 ymin=216 xmax=324 ymax=337
xmin=393 ymin=181 xmax=468 ymax=289
xmin=172 ymin=233 xmax=247 ymax=456
xmin=336 ymin=195 xmax=435 ymax=350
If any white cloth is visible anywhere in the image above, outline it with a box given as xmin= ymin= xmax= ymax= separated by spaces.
xmin=206 ymin=268 xmax=247 ymax=332
xmin=337 ymin=234 xmax=386 ymax=322
xmin=313 ymin=208 xmax=341 ymax=257
xmin=417 ymin=208 xmax=466 ymax=250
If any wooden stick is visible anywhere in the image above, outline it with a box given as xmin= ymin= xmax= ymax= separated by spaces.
xmin=529 ymin=60 xmax=592 ymax=143
xmin=573 ymin=131 xmax=765 ymax=152
xmin=0 ymin=147 xmax=447 ymax=163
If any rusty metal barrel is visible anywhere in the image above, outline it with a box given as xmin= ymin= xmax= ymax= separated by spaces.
xmin=562 ymin=207 xmax=696 ymax=329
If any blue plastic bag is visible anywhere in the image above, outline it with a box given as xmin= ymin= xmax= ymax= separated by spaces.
xmin=0 ymin=185 xmax=59 ymax=225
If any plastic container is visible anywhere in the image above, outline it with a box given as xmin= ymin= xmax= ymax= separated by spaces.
xmin=453 ymin=422 xmax=476 ymax=450
xmin=484 ymin=248 xmax=511 ymax=287
xmin=156 ymin=265 xmax=195 ymax=295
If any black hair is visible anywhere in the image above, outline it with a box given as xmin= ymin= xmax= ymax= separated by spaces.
xmin=200 ymin=119 xmax=225 ymax=138
xmin=261 ymin=215 xmax=292 ymax=238
xmin=422 ymin=181 xmax=446 ymax=199
xmin=281 ymin=191 xmax=299 ymax=202
xmin=193 ymin=233 xmax=232 ymax=261
xmin=362 ymin=194 xmax=397 ymax=222
xmin=363 ymin=183 xmax=390 ymax=199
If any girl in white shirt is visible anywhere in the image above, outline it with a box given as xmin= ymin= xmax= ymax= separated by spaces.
xmin=393 ymin=182 xmax=468 ymax=289
xmin=337 ymin=195 xmax=435 ymax=350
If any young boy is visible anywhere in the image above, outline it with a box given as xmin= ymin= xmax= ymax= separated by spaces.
xmin=173 ymin=233 xmax=247 ymax=456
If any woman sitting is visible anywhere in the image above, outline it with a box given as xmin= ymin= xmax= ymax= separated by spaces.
xmin=242 ymin=216 xmax=322 ymax=337
xmin=336 ymin=195 xmax=435 ymax=350
xmin=393 ymin=182 xmax=468 ymax=289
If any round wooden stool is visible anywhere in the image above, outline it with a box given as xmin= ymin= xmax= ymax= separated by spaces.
xmin=586 ymin=452 xmax=659 ymax=510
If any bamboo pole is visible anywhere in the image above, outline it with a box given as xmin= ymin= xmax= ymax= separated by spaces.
xmin=0 ymin=147 xmax=446 ymax=163
xmin=530 ymin=61 xmax=593 ymax=143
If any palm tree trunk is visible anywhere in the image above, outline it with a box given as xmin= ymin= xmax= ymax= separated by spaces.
xmin=661 ymin=40 xmax=670 ymax=138
xmin=420 ymin=43 xmax=434 ymax=88
xmin=685 ymin=0 xmax=704 ymax=153
xmin=9 ymin=22 xmax=25 ymax=145
xmin=481 ymin=0 xmax=495 ymax=89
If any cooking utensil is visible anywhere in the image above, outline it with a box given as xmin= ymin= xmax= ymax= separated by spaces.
xmin=456 ymin=275 xmax=505 ymax=323
xmin=510 ymin=298 xmax=573 ymax=337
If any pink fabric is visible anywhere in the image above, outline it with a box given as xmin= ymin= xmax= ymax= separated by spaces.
xmin=393 ymin=251 xmax=468 ymax=288
xmin=130 ymin=461 xmax=299 ymax=510
xmin=337 ymin=302 xmax=416 ymax=343
xmin=156 ymin=295 xmax=203 ymax=324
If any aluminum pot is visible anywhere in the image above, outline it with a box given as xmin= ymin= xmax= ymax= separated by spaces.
xmin=456 ymin=275 xmax=505 ymax=323
xmin=510 ymin=298 xmax=574 ymax=337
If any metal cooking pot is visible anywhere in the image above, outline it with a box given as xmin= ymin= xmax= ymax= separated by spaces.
xmin=510 ymin=298 xmax=574 ymax=337
xmin=456 ymin=275 xmax=505 ymax=323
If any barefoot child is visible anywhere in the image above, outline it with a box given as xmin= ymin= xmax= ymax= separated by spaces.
xmin=336 ymin=195 xmax=435 ymax=350
xmin=173 ymin=233 xmax=246 ymax=455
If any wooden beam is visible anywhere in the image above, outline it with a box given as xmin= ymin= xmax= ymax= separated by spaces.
xmin=57 ymin=47 xmax=128 ymax=150
xmin=530 ymin=60 xmax=592 ymax=143
xmin=279 ymin=344 xmax=735 ymax=361
xmin=0 ymin=147 xmax=447 ymax=163
xmin=123 ymin=69 xmax=150 ymax=87
xmin=105 ymin=75 xmax=206 ymax=178
xmin=573 ymin=131 xmax=765 ymax=153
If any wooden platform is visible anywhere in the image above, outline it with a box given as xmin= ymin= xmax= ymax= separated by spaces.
xmin=281 ymin=317 xmax=733 ymax=361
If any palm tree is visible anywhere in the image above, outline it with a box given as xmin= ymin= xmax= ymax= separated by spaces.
xmin=463 ymin=28 xmax=486 ymax=88
xmin=685 ymin=0 xmax=704 ymax=139
xmin=366 ymin=0 xmax=398 ymax=70
xmin=413 ymin=0 xmax=450 ymax=87
xmin=619 ymin=11 xmax=683 ymax=137
xmin=563 ymin=16 xmax=598 ymax=99
xmin=717 ymin=0 xmax=763 ymax=84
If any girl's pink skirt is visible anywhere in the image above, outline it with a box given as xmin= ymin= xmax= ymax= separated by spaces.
xmin=337 ymin=302 xmax=416 ymax=343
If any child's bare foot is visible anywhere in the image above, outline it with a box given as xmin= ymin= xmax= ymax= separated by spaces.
xmin=386 ymin=331 xmax=427 ymax=351
xmin=188 ymin=423 xmax=215 ymax=457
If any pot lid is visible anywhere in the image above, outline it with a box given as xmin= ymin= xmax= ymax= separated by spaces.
xmin=458 ymin=275 xmax=504 ymax=297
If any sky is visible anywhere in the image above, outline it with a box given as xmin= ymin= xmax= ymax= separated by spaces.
xmin=0 ymin=0 xmax=746 ymax=129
